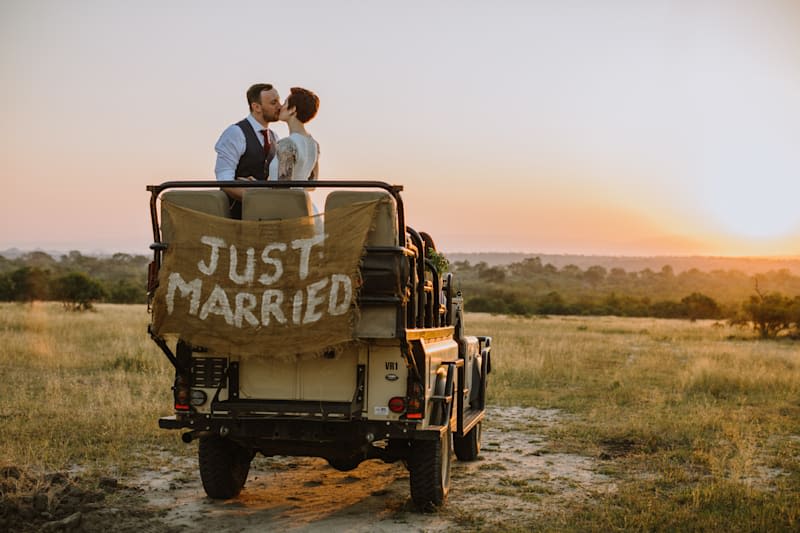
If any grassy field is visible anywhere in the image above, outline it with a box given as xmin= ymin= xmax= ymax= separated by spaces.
xmin=468 ymin=312 xmax=800 ymax=531
xmin=0 ymin=302 xmax=184 ymax=475
xmin=1 ymin=303 xmax=799 ymax=530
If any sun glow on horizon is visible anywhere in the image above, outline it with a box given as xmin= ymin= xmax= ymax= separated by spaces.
xmin=2 ymin=2 xmax=800 ymax=258
xmin=698 ymin=173 xmax=800 ymax=242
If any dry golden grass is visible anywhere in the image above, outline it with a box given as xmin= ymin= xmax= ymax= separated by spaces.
xmin=469 ymin=312 xmax=800 ymax=531
xmin=0 ymin=302 xmax=185 ymax=476
xmin=1 ymin=304 xmax=799 ymax=530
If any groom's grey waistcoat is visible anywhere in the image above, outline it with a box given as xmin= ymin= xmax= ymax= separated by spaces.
xmin=235 ymin=119 xmax=273 ymax=181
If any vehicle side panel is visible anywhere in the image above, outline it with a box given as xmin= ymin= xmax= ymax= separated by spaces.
xmin=366 ymin=345 xmax=407 ymax=420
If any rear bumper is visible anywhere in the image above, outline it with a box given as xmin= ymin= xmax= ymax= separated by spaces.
xmin=159 ymin=412 xmax=443 ymax=443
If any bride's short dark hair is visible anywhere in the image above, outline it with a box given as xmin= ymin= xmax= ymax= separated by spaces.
xmin=288 ymin=87 xmax=319 ymax=123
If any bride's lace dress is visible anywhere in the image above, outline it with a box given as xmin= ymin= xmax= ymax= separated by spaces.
xmin=267 ymin=133 xmax=321 ymax=226
xmin=268 ymin=133 xmax=319 ymax=182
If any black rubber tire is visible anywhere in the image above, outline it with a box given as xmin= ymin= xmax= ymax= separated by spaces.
xmin=453 ymin=421 xmax=481 ymax=461
xmin=198 ymin=436 xmax=254 ymax=499
xmin=408 ymin=426 xmax=451 ymax=512
xmin=327 ymin=456 xmax=362 ymax=472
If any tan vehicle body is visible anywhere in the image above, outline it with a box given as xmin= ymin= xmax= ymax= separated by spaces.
xmin=147 ymin=181 xmax=492 ymax=511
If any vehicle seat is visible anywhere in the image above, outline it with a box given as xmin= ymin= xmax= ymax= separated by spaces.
xmin=325 ymin=191 xmax=400 ymax=338
xmin=242 ymin=189 xmax=314 ymax=221
xmin=324 ymin=191 xmax=398 ymax=246
xmin=160 ymin=190 xmax=230 ymax=243
xmin=243 ymin=189 xmax=316 ymax=237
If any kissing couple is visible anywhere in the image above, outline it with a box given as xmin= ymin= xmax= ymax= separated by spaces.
xmin=214 ymin=83 xmax=320 ymax=218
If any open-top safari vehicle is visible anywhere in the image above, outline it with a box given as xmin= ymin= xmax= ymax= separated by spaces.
xmin=146 ymin=179 xmax=492 ymax=510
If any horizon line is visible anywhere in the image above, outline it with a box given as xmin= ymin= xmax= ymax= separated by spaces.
xmin=3 ymin=246 xmax=800 ymax=262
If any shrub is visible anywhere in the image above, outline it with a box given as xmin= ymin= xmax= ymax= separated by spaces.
xmin=681 ymin=292 xmax=721 ymax=320
xmin=740 ymin=291 xmax=793 ymax=338
xmin=52 ymin=272 xmax=106 ymax=311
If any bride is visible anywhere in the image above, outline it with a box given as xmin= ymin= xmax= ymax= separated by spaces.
xmin=269 ymin=87 xmax=320 ymax=183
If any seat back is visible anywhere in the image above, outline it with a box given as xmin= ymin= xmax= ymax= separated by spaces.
xmin=242 ymin=189 xmax=314 ymax=221
xmin=324 ymin=191 xmax=398 ymax=247
xmin=160 ymin=190 xmax=230 ymax=243
xmin=243 ymin=189 xmax=316 ymax=238
xmin=325 ymin=191 xmax=401 ymax=338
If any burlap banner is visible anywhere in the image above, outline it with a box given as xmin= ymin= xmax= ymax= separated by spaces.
xmin=152 ymin=198 xmax=382 ymax=359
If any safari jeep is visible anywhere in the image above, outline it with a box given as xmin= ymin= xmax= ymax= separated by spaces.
xmin=146 ymin=179 xmax=492 ymax=511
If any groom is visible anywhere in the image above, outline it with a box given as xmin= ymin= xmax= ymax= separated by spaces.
xmin=214 ymin=83 xmax=282 ymax=218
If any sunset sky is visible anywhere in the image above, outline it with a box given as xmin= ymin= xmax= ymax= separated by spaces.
xmin=2 ymin=1 xmax=799 ymax=256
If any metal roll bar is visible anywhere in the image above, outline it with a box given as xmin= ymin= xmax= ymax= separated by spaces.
xmin=147 ymin=180 xmax=406 ymax=253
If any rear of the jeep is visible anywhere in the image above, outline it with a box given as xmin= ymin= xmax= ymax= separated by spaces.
xmin=147 ymin=180 xmax=492 ymax=511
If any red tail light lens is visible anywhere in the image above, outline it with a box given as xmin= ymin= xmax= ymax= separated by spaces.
xmin=174 ymin=374 xmax=190 ymax=411
xmin=405 ymin=380 xmax=424 ymax=419
xmin=388 ymin=396 xmax=406 ymax=413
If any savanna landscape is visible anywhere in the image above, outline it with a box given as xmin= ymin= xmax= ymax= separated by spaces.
xmin=5 ymin=2 xmax=800 ymax=532
xmin=2 ymin=302 xmax=798 ymax=531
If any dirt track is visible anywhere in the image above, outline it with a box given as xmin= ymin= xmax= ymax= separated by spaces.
xmin=5 ymin=407 xmax=616 ymax=532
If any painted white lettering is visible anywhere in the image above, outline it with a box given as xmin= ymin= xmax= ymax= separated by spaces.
xmin=228 ymin=245 xmax=255 ymax=284
xmin=291 ymin=233 xmax=325 ymax=281
xmin=234 ymin=292 xmax=259 ymax=328
xmin=260 ymin=290 xmax=287 ymax=326
xmin=258 ymin=243 xmax=286 ymax=285
xmin=292 ymin=290 xmax=304 ymax=325
xmin=199 ymin=284 xmax=234 ymax=325
xmin=166 ymin=273 xmax=202 ymax=315
xmin=328 ymin=274 xmax=352 ymax=315
xmin=303 ymin=278 xmax=329 ymax=324
xmin=198 ymin=236 xmax=225 ymax=275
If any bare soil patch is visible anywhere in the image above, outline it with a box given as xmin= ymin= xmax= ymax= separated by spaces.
xmin=2 ymin=407 xmax=615 ymax=532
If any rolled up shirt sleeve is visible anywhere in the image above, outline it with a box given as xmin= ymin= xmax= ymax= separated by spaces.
xmin=214 ymin=125 xmax=246 ymax=181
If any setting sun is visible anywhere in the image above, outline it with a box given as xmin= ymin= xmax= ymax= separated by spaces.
xmin=701 ymin=178 xmax=800 ymax=241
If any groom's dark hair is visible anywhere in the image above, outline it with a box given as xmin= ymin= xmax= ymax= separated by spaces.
xmin=246 ymin=83 xmax=274 ymax=109
xmin=287 ymin=87 xmax=319 ymax=123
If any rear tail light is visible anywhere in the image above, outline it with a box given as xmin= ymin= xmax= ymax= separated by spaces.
xmin=388 ymin=396 xmax=406 ymax=413
xmin=173 ymin=374 xmax=191 ymax=411
xmin=405 ymin=380 xmax=424 ymax=419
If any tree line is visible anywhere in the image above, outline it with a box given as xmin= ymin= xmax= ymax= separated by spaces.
xmin=0 ymin=251 xmax=147 ymax=309
xmin=4 ymin=251 xmax=800 ymax=338
xmin=452 ymin=257 xmax=800 ymax=338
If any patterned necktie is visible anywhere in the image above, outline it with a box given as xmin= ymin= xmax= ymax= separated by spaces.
xmin=261 ymin=129 xmax=271 ymax=157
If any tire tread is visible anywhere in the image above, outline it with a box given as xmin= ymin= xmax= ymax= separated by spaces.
xmin=198 ymin=436 xmax=252 ymax=499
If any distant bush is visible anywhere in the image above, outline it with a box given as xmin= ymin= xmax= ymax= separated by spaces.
xmin=478 ymin=265 xmax=506 ymax=283
xmin=52 ymin=272 xmax=106 ymax=311
xmin=0 ymin=267 xmax=51 ymax=302
xmin=650 ymin=300 xmax=685 ymax=319
xmin=106 ymin=280 xmax=146 ymax=304
xmin=735 ymin=291 xmax=798 ymax=338
xmin=536 ymin=291 xmax=567 ymax=315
